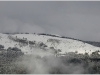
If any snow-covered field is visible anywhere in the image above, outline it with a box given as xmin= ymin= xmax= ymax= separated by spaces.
xmin=0 ymin=33 xmax=100 ymax=55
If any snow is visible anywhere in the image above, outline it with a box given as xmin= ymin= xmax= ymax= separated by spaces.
xmin=0 ymin=33 xmax=100 ymax=55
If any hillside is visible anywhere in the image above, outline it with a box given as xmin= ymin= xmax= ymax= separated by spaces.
xmin=0 ymin=33 xmax=100 ymax=56
xmin=0 ymin=33 xmax=100 ymax=74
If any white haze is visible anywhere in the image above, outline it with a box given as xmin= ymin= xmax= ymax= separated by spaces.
xmin=15 ymin=49 xmax=85 ymax=74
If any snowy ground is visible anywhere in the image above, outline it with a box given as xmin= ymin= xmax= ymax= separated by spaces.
xmin=0 ymin=33 xmax=100 ymax=56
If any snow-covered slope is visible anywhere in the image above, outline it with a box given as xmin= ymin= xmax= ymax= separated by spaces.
xmin=0 ymin=33 xmax=100 ymax=55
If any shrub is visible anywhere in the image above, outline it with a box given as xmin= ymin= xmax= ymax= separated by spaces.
xmin=0 ymin=45 xmax=4 ymax=49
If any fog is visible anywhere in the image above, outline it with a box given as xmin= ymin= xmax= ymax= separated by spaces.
xmin=16 ymin=50 xmax=85 ymax=74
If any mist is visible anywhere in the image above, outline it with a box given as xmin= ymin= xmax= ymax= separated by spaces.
xmin=14 ymin=48 xmax=85 ymax=74
xmin=16 ymin=57 xmax=84 ymax=73
xmin=11 ymin=45 xmax=100 ymax=74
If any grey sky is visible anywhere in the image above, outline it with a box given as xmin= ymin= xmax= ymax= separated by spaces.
xmin=0 ymin=1 xmax=100 ymax=41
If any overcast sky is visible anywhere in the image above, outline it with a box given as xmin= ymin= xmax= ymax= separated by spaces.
xmin=0 ymin=1 xmax=100 ymax=41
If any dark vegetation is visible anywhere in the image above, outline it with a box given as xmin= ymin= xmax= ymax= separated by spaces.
xmin=0 ymin=45 xmax=24 ymax=74
xmin=0 ymin=44 xmax=100 ymax=74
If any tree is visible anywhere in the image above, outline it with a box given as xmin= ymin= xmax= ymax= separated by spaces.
xmin=0 ymin=45 xmax=4 ymax=49
xmin=7 ymin=47 xmax=24 ymax=58
xmin=91 ymin=51 xmax=100 ymax=58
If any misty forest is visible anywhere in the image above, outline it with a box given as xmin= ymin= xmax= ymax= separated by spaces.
xmin=0 ymin=33 xmax=100 ymax=74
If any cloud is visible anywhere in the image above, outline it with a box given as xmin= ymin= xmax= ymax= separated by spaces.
xmin=0 ymin=1 xmax=100 ymax=41
xmin=0 ymin=17 xmax=45 ymax=33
